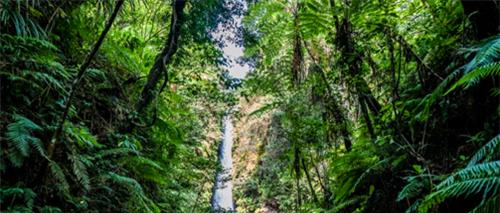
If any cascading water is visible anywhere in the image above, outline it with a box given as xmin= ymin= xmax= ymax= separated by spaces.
xmin=211 ymin=0 xmax=249 ymax=211
xmin=211 ymin=113 xmax=235 ymax=211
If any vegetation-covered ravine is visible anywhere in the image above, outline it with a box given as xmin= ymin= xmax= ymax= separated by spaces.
xmin=0 ymin=0 xmax=499 ymax=213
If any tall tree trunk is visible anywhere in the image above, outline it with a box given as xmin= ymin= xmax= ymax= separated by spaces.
xmin=135 ymin=0 xmax=186 ymax=114
xmin=291 ymin=4 xmax=303 ymax=88
xmin=48 ymin=0 xmax=125 ymax=158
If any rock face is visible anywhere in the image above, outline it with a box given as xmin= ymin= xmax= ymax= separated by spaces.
xmin=233 ymin=97 xmax=271 ymax=185
xmin=212 ymin=114 xmax=235 ymax=211
xmin=233 ymin=96 xmax=282 ymax=212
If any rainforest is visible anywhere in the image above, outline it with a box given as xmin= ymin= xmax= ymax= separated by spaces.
xmin=0 ymin=0 xmax=499 ymax=212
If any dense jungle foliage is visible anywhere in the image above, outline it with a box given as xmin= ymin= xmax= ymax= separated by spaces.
xmin=0 ymin=0 xmax=499 ymax=213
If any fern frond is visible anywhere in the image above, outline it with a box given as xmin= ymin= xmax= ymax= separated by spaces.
xmin=27 ymin=71 xmax=66 ymax=92
xmin=329 ymin=196 xmax=367 ymax=213
xmin=31 ymin=138 xmax=48 ymax=158
xmin=398 ymin=175 xmax=426 ymax=201
xmin=105 ymin=172 xmax=144 ymax=195
xmin=129 ymin=156 xmax=164 ymax=171
xmin=69 ymin=154 xmax=91 ymax=191
xmin=48 ymin=160 xmax=70 ymax=196
xmin=6 ymin=114 xmax=42 ymax=157
xmin=92 ymin=148 xmax=139 ymax=159
xmin=64 ymin=123 xmax=102 ymax=148
xmin=439 ymin=161 xmax=500 ymax=188
xmin=5 ymin=114 xmax=46 ymax=166
xmin=7 ymin=146 xmax=25 ymax=167
xmin=0 ymin=1 xmax=47 ymax=38
xmin=405 ymin=199 xmax=421 ymax=213
xmin=39 ymin=206 xmax=63 ymax=213
xmin=421 ymin=38 xmax=500 ymax=119
xmin=124 ymin=156 xmax=167 ymax=185
xmin=419 ymin=173 xmax=500 ymax=212
xmin=468 ymin=135 xmax=500 ymax=167
xmin=0 ymin=34 xmax=56 ymax=54
xmin=446 ymin=62 xmax=500 ymax=94
xmin=461 ymin=37 xmax=500 ymax=73
xmin=104 ymin=172 xmax=160 ymax=213
xmin=0 ymin=187 xmax=36 ymax=210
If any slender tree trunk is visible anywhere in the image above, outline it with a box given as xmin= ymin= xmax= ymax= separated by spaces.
xmin=312 ymin=158 xmax=332 ymax=208
xmin=359 ymin=96 xmax=375 ymax=140
xmin=294 ymin=146 xmax=302 ymax=213
xmin=302 ymin=158 xmax=320 ymax=205
xmin=357 ymin=79 xmax=381 ymax=115
xmin=48 ymin=0 xmax=124 ymax=158
xmin=135 ymin=0 xmax=186 ymax=114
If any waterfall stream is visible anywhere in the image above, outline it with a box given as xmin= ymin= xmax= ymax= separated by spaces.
xmin=212 ymin=113 xmax=235 ymax=211
xmin=211 ymin=1 xmax=249 ymax=211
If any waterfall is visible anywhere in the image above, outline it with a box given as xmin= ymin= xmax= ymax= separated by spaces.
xmin=211 ymin=0 xmax=249 ymax=211
xmin=211 ymin=113 xmax=235 ymax=211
